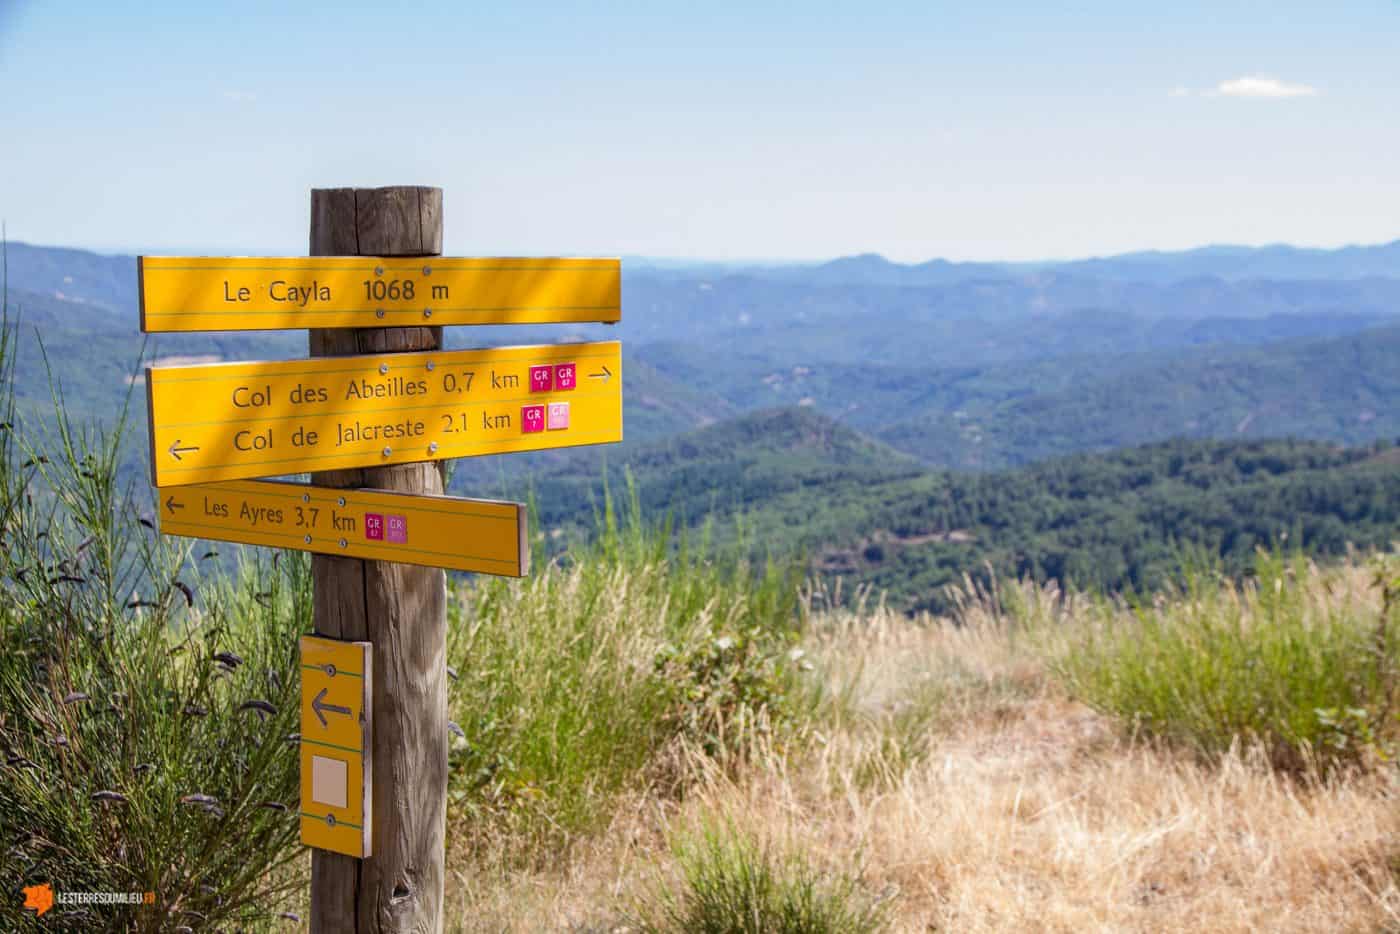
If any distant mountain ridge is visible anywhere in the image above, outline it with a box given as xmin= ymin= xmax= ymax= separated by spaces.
xmin=11 ymin=238 xmax=1397 ymax=318
xmin=3 ymin=241 xmax=136 ymax=313
xmin=1047 ymin=241 xmax=1400 ymax=285
xmin=622 ymin=239 xmax=1400 ymax=287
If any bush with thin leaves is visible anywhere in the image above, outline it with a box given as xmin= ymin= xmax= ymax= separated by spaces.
xmin=0 ymin=293 xmax=308 ymax=930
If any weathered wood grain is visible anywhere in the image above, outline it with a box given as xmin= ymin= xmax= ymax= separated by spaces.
xmin=308 ymin=188 xmax=359 ymax=255
xmin=309 ymin=186 xmax=448 ymax=934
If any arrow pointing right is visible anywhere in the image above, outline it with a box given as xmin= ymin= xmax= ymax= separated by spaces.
xmin=587 ymin=365 xmax=612 ymax=383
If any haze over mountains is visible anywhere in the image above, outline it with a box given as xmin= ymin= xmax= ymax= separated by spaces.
xmin=5 ymin=237 xmax=1398 ymax=605
xmin=11 ymin=237 xmax=1400 ymax=314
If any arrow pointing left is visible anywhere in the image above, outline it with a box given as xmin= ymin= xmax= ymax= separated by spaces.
xmin=165 ymin=496 xmax=184 ymax=516
xmin=311 ymin=687 xmax=352 ymax=728
xmin=168 ymin=440 xmax=200 ymax=461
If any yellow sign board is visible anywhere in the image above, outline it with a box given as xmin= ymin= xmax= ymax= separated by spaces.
xmin=138 ymin=256 xmax=620 ymax=332
xmin=158 ymin=479 xmax=527 ymax=576
xmin=146 ymin=341 xmax=622 ymax=487
xmin=300 ymin=636 xmax=372 ymax=858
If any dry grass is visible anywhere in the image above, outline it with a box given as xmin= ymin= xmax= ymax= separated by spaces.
xmin=444 ymin=574 xmax=1400 ymax=933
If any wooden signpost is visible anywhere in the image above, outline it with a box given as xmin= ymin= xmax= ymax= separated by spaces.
xmin=140 ymin=185 xmax=622 ymax=933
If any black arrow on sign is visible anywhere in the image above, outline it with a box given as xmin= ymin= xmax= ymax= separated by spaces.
xmin=587 ymin=365 xmax=612 ymax=383
xmin=165 ymin=496 xmax=184 ymax=516
xmin=311 ymin=688 xmax=352 ymax=728
xmin=168 ymin=440 xmax=200 ymax=461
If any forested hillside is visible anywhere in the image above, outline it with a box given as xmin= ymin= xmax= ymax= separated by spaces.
xmin=874 ymin=325 xmax=1400 ymax=467
xmin=459 ymin=407 xmax=1400 ymax=611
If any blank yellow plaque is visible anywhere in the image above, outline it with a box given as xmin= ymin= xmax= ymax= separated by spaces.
xmin=145 ymin=340 xmax=622 ymax=487
xmin=139 ymin=256 xmax=621 ymax=332
xmin=158 ymin=479 xmax=528 ymax=576
xmin=300 ymin=636 xmax=372 ymax=858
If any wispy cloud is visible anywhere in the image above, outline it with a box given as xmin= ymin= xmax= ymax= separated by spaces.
xmin=1211 ymin=76 xmax=1318 ymax=99
xmin=223 ymin=90 xmax=256 ymax=103
xmin=1169 ymin=76 xmax=1319 ymax=100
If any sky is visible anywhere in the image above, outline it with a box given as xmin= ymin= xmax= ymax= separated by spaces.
xmin=0 ymin=1 xmax=1397 ymax=262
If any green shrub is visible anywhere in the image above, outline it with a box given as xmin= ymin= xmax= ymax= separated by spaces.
xmin=652 ymin=624 xmax=795 ymax=760
xmin=629 ymin=822 xmax=889 ymax=934
xmin=446 ymin=476 xmax=805 ymax=853
xmin=1051 ymin=549 xmax=1400 ymax=771
xmin=0 ymin=332 xmax=308 ymax=929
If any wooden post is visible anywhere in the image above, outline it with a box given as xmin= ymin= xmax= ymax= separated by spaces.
xmin=308 ymin=186 xmax=447 ymax=933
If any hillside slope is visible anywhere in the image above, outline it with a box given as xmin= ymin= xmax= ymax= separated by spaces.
xmin=877 ymin=324 xmax=1400 ymax=468
xmin=469 ymin=407 xmax=1400 ymax=611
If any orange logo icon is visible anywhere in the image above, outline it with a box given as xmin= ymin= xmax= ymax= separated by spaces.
xmin=22 ymin=882 xmax=53 ymax=917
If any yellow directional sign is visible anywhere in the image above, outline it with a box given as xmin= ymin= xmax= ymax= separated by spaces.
xmin=146 ymin=341 xmax=622 ymax=487
xmin=300 ymin=636 xmax=372 ymax=858
xmin=158 ymin=479 xmax=527 ymax=576
xmin=138 ymin=256 xmax=620 ymax=332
